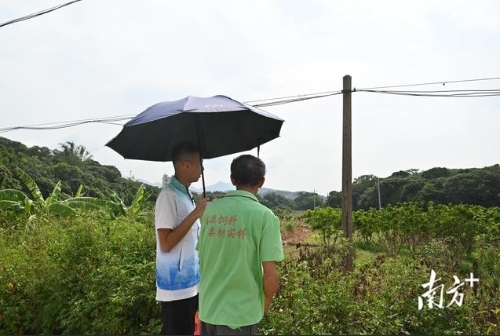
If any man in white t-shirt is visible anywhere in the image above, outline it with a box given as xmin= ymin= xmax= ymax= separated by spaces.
xmin=155 ymin=142 xmax=209 ymax=335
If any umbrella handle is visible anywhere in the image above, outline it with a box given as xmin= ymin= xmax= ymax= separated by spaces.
xmin=201 ymin=159 xmax=206 ymax=198
xmin=195 ymin=115 xmax=206 ymax=198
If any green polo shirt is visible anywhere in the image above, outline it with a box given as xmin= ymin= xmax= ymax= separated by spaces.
xmin=196 ymin=190 xmax=284 ymax=329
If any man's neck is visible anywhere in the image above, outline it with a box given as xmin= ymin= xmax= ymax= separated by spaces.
xmin=236 ymin=185 xmax=259 ymax=195
xmin=174 ymin=175 xmax=191 ymax=188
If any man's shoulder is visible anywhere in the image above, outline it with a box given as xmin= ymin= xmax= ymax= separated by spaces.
xmin=155 ymin=186 xmax=178 ymax=204
xmin=157 ymin=187 xmax=173 ymax=197
xmin=239 ymin=200 xmax=278 ymax=218
xmin=206 ymin=195 xmax=277 ymax=215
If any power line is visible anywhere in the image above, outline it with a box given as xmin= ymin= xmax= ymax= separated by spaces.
xmin=0 ymin=0 xmax=82 ymax=29
xmin=356 ymin=76 xmax=500 ymax=90
xmin=246 ymin=90 xmax=342 ymax=105
xmin=356 ymin=88 xmax=500 ymax=97
xmin=250 ymin=91 xmax=342 ymax=107
xmin=0 ymin=116 xmax=132 ymax=134
xmin=0 ymin=91 xmax=342 ymax=134
xmin=2 ymin=82 xmax=500 ymax=134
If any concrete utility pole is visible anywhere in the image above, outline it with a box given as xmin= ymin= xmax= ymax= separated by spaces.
xmin=342 ymin=75 xmax=354 ymax=270
xmin=313 ymin=188 xmax=316 ymax=209
xmin=377 ymin=177 xmax=382 ymax=210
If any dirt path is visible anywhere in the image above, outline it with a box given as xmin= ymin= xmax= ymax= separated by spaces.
xmin=282 ymin=226 xmax=314 ymax=245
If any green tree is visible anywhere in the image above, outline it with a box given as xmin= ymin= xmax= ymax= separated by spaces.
xmin=292 ymin=191 xmax=323 ymax=210
xmin=417 ymin=179 xmax=447 ymax=204
xmin=325 ymin=190 xmax=341 ymax=208
xmin=26 ymin=145 xmax=53 ymax=162
xmin=262 ymin=192 xmax=292 ymax=209
xmin=353 ymin=175 xmax=379 ymax=210
xmin=444 ymin=170 xmax=500 ymax=207
xmin=421 ymin=167 xmax=450 ymax=179
xmin=400 ymin=178 xmax=425 ymax=202
xmin=357 ymin=186 xmax=378 ymax=210
xmin=303 ymin=206 xmax=342 ymax=247
xmin=88 ymin=165 xmax=122 ymax=183
xmin=0 ymin=164 xmax=22 ymax=190
xmin=53 ymin=141 xmax=93 ymax=166
xmin=0 ymin=137 xmax=159 ymax=207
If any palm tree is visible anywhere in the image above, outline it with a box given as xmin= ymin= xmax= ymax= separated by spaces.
xmin=54 ymin=141 xmax=93 ymax=166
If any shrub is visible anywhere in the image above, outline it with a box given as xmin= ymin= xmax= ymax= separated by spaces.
xmin=0 ymin=212 xmax=160 ymax=335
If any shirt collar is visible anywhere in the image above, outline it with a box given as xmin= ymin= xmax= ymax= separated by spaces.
xmin=169 ymin=176 xmax=192 ymax=199
xmin=225 ymin=190 xmax=259 ymax=202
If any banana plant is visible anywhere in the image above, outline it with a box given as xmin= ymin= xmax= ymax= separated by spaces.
xmin=2 ymin=168 xmax=111 ymax=220
xmin=107 ymin=184 xmax=153 ymax=218
xmin=57 ymin=183 xmax=111 ymax=212
xmin=15 ymin=167 xmax=76 ymax=217
xmin=128 ymin=184 xmax=153 ymax=216
xmin=2 ymin=168 xmax=150 ymax=221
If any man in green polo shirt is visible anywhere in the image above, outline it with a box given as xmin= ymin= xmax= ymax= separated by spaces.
xmin=196 ymin=154 xmax=284 ymax=335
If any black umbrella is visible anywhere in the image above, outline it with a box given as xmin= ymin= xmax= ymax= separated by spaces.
xmin=106 ymin=95 xmax=284 ymax=196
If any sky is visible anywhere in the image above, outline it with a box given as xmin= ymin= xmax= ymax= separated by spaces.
xmin=1 ymin=0 xmax=500 ymax=196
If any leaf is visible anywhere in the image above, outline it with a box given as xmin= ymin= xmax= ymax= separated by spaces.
xmin=0 ymin=190 xmax=33 ymax=213
xmin=15 ymin=167 xmax=45 ymax=207
xmin=109 ymin=191 xmax=127 ymax=216
xmin=24 ymin=197 xmax=33 ymax=215
xmin=47 ymin=203 xmax=77 ymax=216
xmin=65 ymin=197 xmax=111 ymax=210
xmin=46 ymin=181 xmax=62 ymax=207
xmin=75 ymin=184 xmax=84 ymax=198
xmin=0 ymin=189 xmax=29 ymax=202
xmin=0 ymin=200 xmax=24 ymax=211
xmin=129 ymin=184 xmax=146 ymax=215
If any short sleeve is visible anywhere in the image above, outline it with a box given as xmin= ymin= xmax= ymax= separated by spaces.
xmin=260 ymin=212 xmax=284 ymax=262
xmin=155 ymin=189 xmax=177 ymax=230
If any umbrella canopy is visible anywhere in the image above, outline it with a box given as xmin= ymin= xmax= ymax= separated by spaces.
xmin=106 ymin=95 xmax=284 ymax=196
xmin=106 ymin=95 xmax=284 ymax=162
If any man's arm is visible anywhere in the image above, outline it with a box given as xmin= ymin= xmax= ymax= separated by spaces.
xmin=262 ymin=261 xmax=279 ymax=313
xmin=158 ymin=197 xmax=209 ymax=252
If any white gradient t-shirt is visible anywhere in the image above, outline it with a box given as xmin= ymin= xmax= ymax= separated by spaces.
xmin=155 ymin=176 xmax=200 ymax=302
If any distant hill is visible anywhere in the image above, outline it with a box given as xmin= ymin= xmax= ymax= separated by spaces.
xmin=0 ymin=136 xmax=160 ymax=204
xmin=346 ymin=165 xmax=500 ymax=210
xmin=1 ymin=136 xmax=498 ymax=210
xmin=188 ymin=181 xmax=299 ymax=199
xmin=190 ymin=181 xmax=234 ymax=193
xmin=136 ymin=176 xmax=301 ymax=199
xmin=136 ymin=178 xmax=162 ymax=188
xmin=259 ymin=187 xmax=299 ymax=200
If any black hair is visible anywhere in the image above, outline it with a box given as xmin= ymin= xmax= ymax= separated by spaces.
xmin=172 ymin=142 xmax=200 ymax=163
xmin=230 ymin=154 xmax=266 ymax=186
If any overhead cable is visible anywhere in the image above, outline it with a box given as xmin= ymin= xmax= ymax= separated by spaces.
xmin=250 ymin=91 xmax=342 ymax=107
xmin=0 ymin=91 xmax=342 ymax=133
xmin=0 ymin=115 xmax=132 ymax=134
xmin=356 ymin=76 xmax=500 ymax=90
xmin=0 ymin=0 xmax=82 ymax=28
xmin=2 ymin=84 xmax=500 ymax=134
xmin=356 ymin=89 xmax=500 ymax=97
